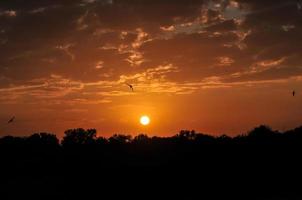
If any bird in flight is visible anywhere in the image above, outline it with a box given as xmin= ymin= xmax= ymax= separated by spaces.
xmin=293 ymin=90 xmax=296 ymax=97
xmin=7 ymin=116 xmax=15 ymax=124
xmin=125 ymin=83 xmax=134 ymax=92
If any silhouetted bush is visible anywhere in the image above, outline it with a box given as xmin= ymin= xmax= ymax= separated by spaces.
xmin=27 ymin=133 xmax=59 ymax=147
xmin=133 ymin=134 xmax=150 ymax=144
xmin=108 ymin=134 xmax=132 ymax=145
xmin=61 ymin=128 xmax=97 ymax=147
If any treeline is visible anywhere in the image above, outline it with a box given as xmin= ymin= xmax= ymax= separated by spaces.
xmin=1 ymin=125 xmax=302 ymax=148
xmin=1 ymin=125 xmax=302 ymax=199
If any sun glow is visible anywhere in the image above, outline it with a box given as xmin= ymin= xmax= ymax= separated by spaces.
xmin=140 ymin=115 xmax=150 ymax=126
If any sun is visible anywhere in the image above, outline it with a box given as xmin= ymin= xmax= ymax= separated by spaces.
xmin=140 ymin=115 xmax=150 ymax=126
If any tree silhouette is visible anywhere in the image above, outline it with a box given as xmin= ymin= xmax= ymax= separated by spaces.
xmin=1 ymin=125 xmax=302 ymax=199
xmin=177 ymin=130 xmax=196 ymax=140
xmin=248 ymin=125 xmax=275 ymax=137
xmin=27 ymin=133 xmax=59 ymax=147
xmin=108 ymin=134 xmax=132 ymax=145
xmin=133 ymin=134 xmax=150 ymax=144
xmin=246 ymin=125 xmax=281 ymax=145
xmin=61 ymin=128 xmax=97 ymax=146
xmin=0 ymin=136 xmax=25 ymax=148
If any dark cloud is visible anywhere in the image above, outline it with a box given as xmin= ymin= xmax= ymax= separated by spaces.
xmin=205 ymin=19 xmax=237 ymax=32
xmin=140 ymin=31 xmax=242 ymax=81
xmin=0 ymin=0 xmax=302 ymax=89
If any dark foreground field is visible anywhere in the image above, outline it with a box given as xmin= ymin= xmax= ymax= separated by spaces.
xmin=1 ymin=125 xmax=301 ymax=199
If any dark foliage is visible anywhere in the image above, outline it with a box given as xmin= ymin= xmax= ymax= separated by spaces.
xmin=0 ymin=125 xmax=302 ymax=199
xmin=61 ymin=128 xmax=97 ymax=146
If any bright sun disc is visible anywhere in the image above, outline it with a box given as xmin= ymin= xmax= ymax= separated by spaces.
xmin=140 ymin=116 xmax=150 ymax=126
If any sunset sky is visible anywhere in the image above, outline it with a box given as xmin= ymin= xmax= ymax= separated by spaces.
xmin=1 ymin=0 xmax=302 ymax=137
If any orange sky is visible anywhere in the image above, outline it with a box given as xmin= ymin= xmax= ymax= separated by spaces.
xmin=1 ymin=0 xmax=302 ymax=137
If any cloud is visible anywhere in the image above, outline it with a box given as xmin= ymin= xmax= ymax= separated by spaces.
xmin=216 ymin=56 xmax=235 ymax=66
xmin=1 ymin=0 xmax=302 ymax=106
xmin=95 ymin=61 xmax=104 ymax=69
xmin=0 ymin=10 xmax=17 ymax=17
xmin=160 ymin=25 xmax=176 ymax=32
xmin=55 ymin=43 xmax=76 ymax=61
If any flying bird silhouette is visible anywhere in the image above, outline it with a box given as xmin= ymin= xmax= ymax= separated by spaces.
xmin=125 ymin=83 xmax=134 ymax=91
xmin=7 ymin=116 xmax=15 ymax=124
